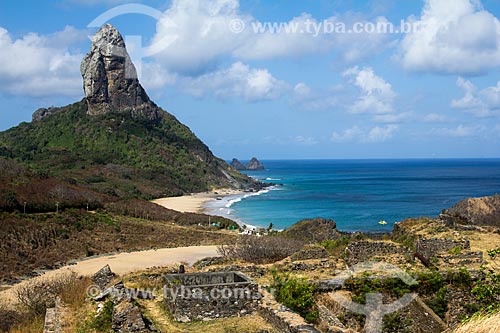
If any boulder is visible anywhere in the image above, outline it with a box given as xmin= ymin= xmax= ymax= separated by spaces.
xmin=92 ymin=264 xmax=115 ymax=290
xmin=112 ymin=299 xmax=156 ymax=332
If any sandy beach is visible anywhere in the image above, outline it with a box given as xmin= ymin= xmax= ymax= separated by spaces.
xmin=152 ymin=189 xmax=244 ymax=213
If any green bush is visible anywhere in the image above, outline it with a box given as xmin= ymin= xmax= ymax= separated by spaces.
xmin=427 ymin=286 xmax=448 ymax=319
xmin=90 ymin=300 xmax=114 ymax=331
xmin=472 ymin=266 xmax=500 ymax=313
xmin=320 ymin=235 xmax=350 ymax=251
xmin=270 ymin=270 xmax=318 ymax=323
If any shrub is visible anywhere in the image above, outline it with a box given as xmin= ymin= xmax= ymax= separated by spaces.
xmin=90 ymin=300 xmax=114 ymax=331
xmin=472 ymin=266 xmax=500 ymax=313
xmin=0 ymin=302 xmax=22 ymax=332
xmin=217 ymin=235 xmax=303 ymax=264
xmin=449 ymin=246 xmax=462 ymax=255
xmin=15 ymin=272 xmax=80 ymax=316
xmin=270 ymin=270 xmax=318 ymax=323
xmin=320 ymin=235 xmax=351 ymax=256
xmin=427 ymin=286 xmax=448 ymax=319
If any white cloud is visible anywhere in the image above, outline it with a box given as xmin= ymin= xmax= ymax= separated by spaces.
xmin=331 ymin=126 xmax=364 ymax=142
xmin=62 ymin=0 xmax=136 ymax=6
xmin=452 ymin=77 xmax=500 ymax=117
xmin=422 ymin=113 xmax=449 ymax=123
xmin=151 ymin=0 xmax=248 ymax=75
xmin=0 ymin=26 xmax=85 ymax=98
xmin=343 ymin=66 xmax=396 ymax=114
xmin=181 ymin=62 xmax=288 ymax=102
xmin=331 ymin=124 xmax=398 ymax=143
xmin=140 ymin=62 xmax=177 ymax=91
xmin=234 ymin=14 xmax=393 ymax=63
xmin=150 ymin=1 xmax=393 ymax=74
xmin=432 ymin=124 xmax=484 ymax=137
xmin=373 ymin=112 xmax=412 ymax=123
xmin=293 ymin=135 xmax=319 ymax=146
xmin=291 ymin=83 xmax=345 ymax=111
xmin=399 ymin=0 xmax=500 ymax=75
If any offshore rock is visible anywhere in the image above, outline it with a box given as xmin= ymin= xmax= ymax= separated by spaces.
xmin=81 ymin=24 xmax=160 ymax=121
xmin=230 ymin=158 xmax=247 ymax=170
xmin=246 ymin=157 xmax=264 ymax=170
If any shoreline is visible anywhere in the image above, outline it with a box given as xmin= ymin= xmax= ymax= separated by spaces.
xmin=152 ymin=187 xmax=277 ymax=231
xmin=151 ymin=188 xmax=245 ymax=214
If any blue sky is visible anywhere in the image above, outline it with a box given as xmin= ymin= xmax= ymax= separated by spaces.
xmin=1 ymin=0 xmax=500 ymax=159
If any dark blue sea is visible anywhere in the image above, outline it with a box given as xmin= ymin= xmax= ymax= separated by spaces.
xmin=204 ymin=159 xmax=500 ymax=232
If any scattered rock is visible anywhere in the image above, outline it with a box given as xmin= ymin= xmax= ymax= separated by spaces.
xmin=92 ymin=264 xmax=115 ymax=291
xmin=291 ymin=244 xmax=329 ymax=261
xmin=112 ymin=299 xmax=156 ymax=332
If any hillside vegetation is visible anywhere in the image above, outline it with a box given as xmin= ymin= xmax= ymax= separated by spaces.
xmin=0 ymin=100 xmax=253 ymax=200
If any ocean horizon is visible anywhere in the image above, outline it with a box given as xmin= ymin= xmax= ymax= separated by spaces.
xmin=205 ymin=158 xmax=500 ymax=232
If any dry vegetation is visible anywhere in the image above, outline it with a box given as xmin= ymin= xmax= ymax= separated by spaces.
xmin=217 ymin=235 xmax=304 ymax=264
xmin=451 ymin=311 xmax=500 ymax=333
xmin=0 ymin=210 xmax=237 ymax=283
xmin=0 ymin=272 xmax=92 ymax=333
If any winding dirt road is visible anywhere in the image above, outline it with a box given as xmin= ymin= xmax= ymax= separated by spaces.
xmin=0 ymin=245 xmax=219 ymax=302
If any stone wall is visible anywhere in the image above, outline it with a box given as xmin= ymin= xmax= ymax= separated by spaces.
xmin=258 ymin=289 xmax=321 ymax=333
xmin=163 ymin=271 xmax=259 ymax=322
xmin=415 ymin=238 xmax=470 ymax=259
xmin=43 ymin=298 xmax=68 ymax=333
xmin=345 ymin=241 xmax=411 ymax=265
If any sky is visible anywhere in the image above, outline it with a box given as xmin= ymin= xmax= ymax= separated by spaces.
xmin=1 ymin=0 xmax=500 ymax=159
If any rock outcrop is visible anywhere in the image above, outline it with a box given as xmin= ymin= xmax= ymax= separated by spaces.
xmin=32 ymin=107 xmax=64 ymax=122
xmin=91 ymin=264 xmax=115 ymax=291
xmin=230 ymin=158 xmax=247 ymax=170
xmin=282 ymin=218 xmax=340 ymax=243
xmin=442 ymin=194 xmax=500 ymax=227
xmin=81 ymin=24 xmax=160 ymax=121
xmin=246 ymin=157 xmax=265 ymax=170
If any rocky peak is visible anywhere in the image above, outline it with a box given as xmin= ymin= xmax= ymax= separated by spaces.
xmin=32 ymin=106 xmax=63 ymax=122
xmin=81 ymin=24 xmax=160 ymax=121
xmin=230 ymin=158 xmax=247 ymax=170
xmin=246 ymin=157 xmax=265 ymax=170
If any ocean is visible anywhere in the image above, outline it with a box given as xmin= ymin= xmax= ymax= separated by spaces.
xmin=204 ymin=159 xmax=500 ymax=232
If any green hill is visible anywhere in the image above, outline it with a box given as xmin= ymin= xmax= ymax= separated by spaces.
xmin=0 ymin=99 xmax=254 ymax=201
xmin=0 ymin=24 xmax=260 ymax=212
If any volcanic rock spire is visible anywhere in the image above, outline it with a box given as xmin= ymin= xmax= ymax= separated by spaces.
xmin=80 ymin=24 xmax=160 ymax=121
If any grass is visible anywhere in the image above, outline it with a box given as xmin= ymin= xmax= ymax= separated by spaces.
xmin=139 ymin=298 xmax=278 ymax=333
xmin=453 ymin=310 xmax=500 ymax=333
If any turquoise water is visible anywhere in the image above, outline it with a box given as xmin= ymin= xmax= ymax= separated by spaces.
xmin=205 ymin=159 xmax=500 ymax=232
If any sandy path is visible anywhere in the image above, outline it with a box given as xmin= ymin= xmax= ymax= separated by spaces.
xmin=152 ymin=189 xmax=243 ymax=213
xmin=0 ymin=245 xmax=219 ymax=302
